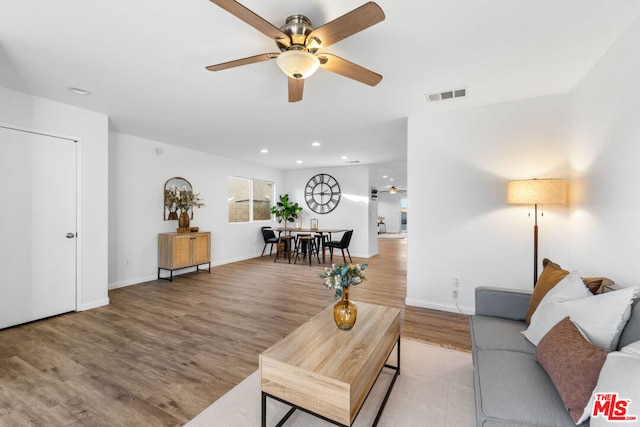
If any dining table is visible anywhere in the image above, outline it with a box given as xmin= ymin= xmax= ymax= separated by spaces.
xmin=270 ymin=227 xmax=348 ymax=263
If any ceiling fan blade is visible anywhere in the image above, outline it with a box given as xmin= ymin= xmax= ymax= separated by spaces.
xmin=308 ymin=2 xmax=384 ymax=48
xmin=206 ymin=53 xmax=279 ymax=71
xmin=288 ymin=77 xmax=304 ymax=103
xmin=209 ymin=0 xmax=291 ymax=44
xmin=318 ymin=53 xmax=382 ymax=86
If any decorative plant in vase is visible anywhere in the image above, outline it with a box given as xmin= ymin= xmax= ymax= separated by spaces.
xmin=164 ymin=187 xmax=180 ymax=220
xmin=320 ymin=263 xmax=368 ymax=330
xmin=165 ymin=185 xmax=205 ymax=228
xmin=270 ymin=194 xmax=303 ymax=229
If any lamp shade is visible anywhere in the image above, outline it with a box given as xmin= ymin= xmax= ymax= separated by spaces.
xmin=276 ymin=50 xmax=320 ymax=79
xmin=507 ymin=179 xmax=567 ymax=205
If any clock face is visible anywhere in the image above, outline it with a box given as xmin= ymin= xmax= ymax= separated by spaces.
xmin=305 ymin=174 xmax=341 ymax=214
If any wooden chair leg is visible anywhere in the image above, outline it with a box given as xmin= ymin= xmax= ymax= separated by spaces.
xmin=261 ymin=243 xmax=267 ymax=257
xmin=346 ymin=248 xmax=352 ymax=263
xmin=341 ymin=249 xmax=347 ymax=264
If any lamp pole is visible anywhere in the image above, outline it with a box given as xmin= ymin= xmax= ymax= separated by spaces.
xmin=533 ymin=203 xmax=539 ymax=287
xmin=507 ymin=178 xmax=567 ymax=288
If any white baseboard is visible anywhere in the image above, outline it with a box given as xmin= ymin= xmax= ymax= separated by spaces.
xmin=107 ymin=255 xmax=260 ymax=290
xmin=405 ymin=297 xmax=475 ymax=315
xmin=109 ymin=274 xmax=158 ymax=290
xmin=213 ymin=253 xmax=261 ymax=266
xmin=106 ymin=251 xmax=378 ymax=292
xmin=79 ymin=297 xmax=110 ymax=311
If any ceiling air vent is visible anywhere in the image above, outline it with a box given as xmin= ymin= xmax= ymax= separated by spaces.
xmin=426 ymin=87 xmax=467 ymax=102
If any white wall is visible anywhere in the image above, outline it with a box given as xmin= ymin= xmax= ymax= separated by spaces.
xmin=108 ymin=132 xmax=285 ymax=288
xmin=407 ymin=94 xmax=571 ymax=313
xmin=0 ymin=87 xmax=109 ymax=310
xmin=377 ymin=192 xmax=404 ymax=233
xmin=568 ymin=15 xmax=640 ymax=286
xmin=284 ymin=165 xmax=376 ymax=258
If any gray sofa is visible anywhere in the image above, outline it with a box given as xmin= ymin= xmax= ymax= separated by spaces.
xmin=470 ymin=286 xmax=640 ymax=427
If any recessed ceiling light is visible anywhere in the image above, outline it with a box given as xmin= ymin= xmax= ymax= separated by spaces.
xmin=382 ymin=175 xmax=388 ymax=178
xmin=260 ymin=149 xmax=268 ymax=154
xmin=390 ymin=178 xmax=395 ymax=181
xmin=341 ymin=155 xmax=348 ymax=160
xmin=296 ymin=160 xmax=303 ymax=164
xmin=312 ymin=142 xmax=321 ymax=147
xmin=67 ymin=87 xmax=91 ymax=96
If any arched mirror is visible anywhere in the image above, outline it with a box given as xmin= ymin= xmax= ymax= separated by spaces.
xmin=164 ymin=177 xmax=192 ymax=220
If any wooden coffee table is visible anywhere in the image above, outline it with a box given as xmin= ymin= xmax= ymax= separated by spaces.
xmin=260 ymin=301 xmax=401 ymax=426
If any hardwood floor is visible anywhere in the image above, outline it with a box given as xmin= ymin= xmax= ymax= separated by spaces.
xmin=0 ymin=238 xmax=469 ymax=426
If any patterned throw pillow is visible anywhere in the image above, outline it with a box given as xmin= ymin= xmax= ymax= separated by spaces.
xmin=536 ymin=317 xmax=608 ymax=423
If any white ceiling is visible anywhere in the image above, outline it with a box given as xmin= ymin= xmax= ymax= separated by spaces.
xmin=2 ymin=1 xmax=639 ymax=189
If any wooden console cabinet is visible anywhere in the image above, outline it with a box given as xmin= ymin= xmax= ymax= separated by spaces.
xmin=158 ymin=231 xmax=211 ymax=281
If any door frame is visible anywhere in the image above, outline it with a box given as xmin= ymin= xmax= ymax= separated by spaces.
xmin=0 ymin=121 xmax=83 ymax=312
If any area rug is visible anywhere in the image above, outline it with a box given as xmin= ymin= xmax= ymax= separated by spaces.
xmin=186 ymin=339 xmax=475 ymax=426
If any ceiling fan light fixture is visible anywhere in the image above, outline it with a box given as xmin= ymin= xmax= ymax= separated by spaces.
xmin=277 ymin=49 xmax=319 ymax=79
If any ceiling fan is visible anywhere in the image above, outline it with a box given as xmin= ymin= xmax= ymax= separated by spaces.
xmin=205 ymin=0 xmax=385 ymax=102
xmin=379 ymin=185 xmax=406 ymax=194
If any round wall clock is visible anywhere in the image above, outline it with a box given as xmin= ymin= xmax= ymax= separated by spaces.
xmin=305 ymin=174 xmax=341 ymax=214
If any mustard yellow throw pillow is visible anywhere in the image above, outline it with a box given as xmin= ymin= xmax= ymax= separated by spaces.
xmin=525 ymin=258 xmax=569 ymax=324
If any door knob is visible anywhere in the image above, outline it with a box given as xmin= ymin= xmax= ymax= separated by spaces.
xmin=66 ymin=232 xmax=76 ymax=239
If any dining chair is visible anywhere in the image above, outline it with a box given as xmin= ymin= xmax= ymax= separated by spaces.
xmin=260 ymin=227 xmax=278 ymax=257
xmin=324 ymin=230 xmax=353 ymax=264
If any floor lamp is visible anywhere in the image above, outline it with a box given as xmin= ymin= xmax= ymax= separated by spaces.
xmin=507 ymin=178 xmax=567 ymax=287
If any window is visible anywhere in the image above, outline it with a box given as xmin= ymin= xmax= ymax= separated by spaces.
xmin=253 ymin=180 xmax=273 ymax=221
xmin=228 ymin=176 xmax=273 ymax=223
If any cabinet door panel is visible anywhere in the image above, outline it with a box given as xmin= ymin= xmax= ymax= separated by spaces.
xmin=173 ymin=235 xmax=193 ymax=268
xmin=192 ymin=234 xmax=211 ymax=265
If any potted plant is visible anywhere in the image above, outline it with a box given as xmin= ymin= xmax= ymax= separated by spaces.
xmin=270 ymin=194 xmax=302 ymax=228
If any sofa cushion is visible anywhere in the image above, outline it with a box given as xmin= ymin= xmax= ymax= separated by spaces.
xmin=474 ymin=349 xmax=579 ymax=426
xmin=618 ymin=300 xmax=640 ymax=349
xmin=536 ymin=317 xmax=607 ymax=424
xmin=470 ymin=315 xmax=534 ymax=355
xmin=526 ymin=258 xmax=569 ymax=324
xmin=587 ymin=340 xmax=640 ymax=426
xmin=524 ymin=272 xmax=639 ymax=351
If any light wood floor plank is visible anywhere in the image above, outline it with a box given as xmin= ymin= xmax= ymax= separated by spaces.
xmin=0 ymin=238 xmax=470 ymax=426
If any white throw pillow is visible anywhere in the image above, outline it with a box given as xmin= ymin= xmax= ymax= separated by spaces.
xmin=580 ymin=340 xmax=640 ymax=425
xmin=524 ymin=272 xmax=639 ymax=351
xmin=523 ymin=271 xmax=590 ymax=344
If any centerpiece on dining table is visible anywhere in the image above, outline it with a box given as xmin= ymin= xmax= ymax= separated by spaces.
xmin=320 ymin=263 xmax=368 ymax=330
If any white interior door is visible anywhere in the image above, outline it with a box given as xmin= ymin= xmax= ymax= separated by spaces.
xmin=0 ymin=126 xmax=77 ymax=329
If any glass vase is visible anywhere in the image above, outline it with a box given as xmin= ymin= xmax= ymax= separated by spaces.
xmin=333 ymin=287 xmax=357 ymax=330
